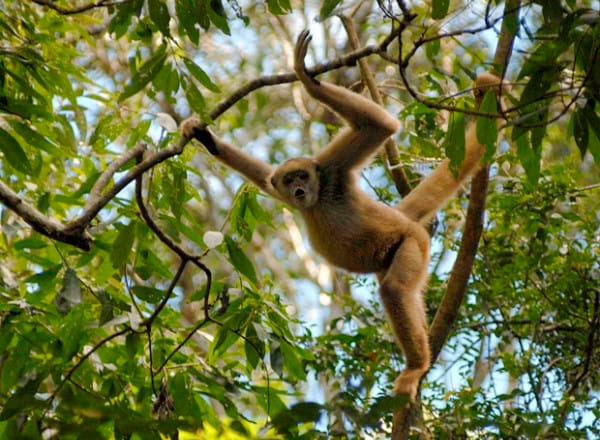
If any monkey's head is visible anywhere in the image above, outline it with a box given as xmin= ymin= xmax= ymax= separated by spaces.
xmin=270 ymin=158 xmax=320 ymax=209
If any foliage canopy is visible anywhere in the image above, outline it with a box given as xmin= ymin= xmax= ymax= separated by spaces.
xmin=0 ymin=1 xmax=598 ymax=439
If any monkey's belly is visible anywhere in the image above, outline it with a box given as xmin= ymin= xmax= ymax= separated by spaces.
xmin=301 ymin=198 xmax=417 ymax=273
xmin=312 ymin=235 xmax=401 ymax=273
xmin=305 ymin=220 xmax=405 ymax=273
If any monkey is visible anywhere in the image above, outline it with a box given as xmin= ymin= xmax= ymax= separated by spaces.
xmin=181 ymin=30 xmax=502 ymax=400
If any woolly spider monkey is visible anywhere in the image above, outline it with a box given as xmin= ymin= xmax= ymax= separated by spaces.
xmin=182 ymin=30 xmax=502 ymax=400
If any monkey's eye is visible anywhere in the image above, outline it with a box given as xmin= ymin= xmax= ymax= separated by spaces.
xmin=298 ymin=171 xmax=309 ymax=180
xmin=283 ymin=176 xmax=293 ymax=185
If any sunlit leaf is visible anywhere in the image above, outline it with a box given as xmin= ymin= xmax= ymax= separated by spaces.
xmin=514 ymin=131 xmax=541 ymax=186
xmin=225 ymin=235 xmax=258 ymax=285
xmin=319 ymin=0 xmax=342 ymax=18
xmin=119 ymin=44 xmax=167 ymax=101
xmin=183 ymin=57 xmax=220 ymax=93
xmin=476 ymin=90 xmax=499 ymax=161
xmin=279 ymin=339 xmax=306 ymax=381
xmin=110 ymin=222 xmax=137 ymax=269
xmin=432 ymin=0 xmax=450 ymax=19
xmin=443 ymin=108 xmax=466 ymax=176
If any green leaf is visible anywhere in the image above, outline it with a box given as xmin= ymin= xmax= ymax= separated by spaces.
xmin=98 ymin=290 xmax=114 ymax=325
xmin=225 ymin=235 xmax=258 ymax=285
xmin=208 ymin=0 xmax=231 ymax=34
xmin=55 ymin=268 xmax=82 ymax=316
xmin=125 ymin=332 xmax=141 ymax=358
xmin=183 ymin=57 xmax=220 ymax=93
xmin=0 ymin=377 xmax=44 ymax=421
xmin=110 ymin=222 xmax=137 ymax=269
xmin=209 ymin=324 xmax=240 ymax=361
xmin=244 ymin=324 xmax=265 ymax=370
xmin=148 ymin=0 xmax=170 ymax=36
xmin=266 ymin=0 xmax=292 ymax=15
xmin=431 ymin=0 xmax=450 ymax=19
xmin=270 ymin=344 xmax=284 ymax=377
xmin=0 ymin=126 xmax=32 ymax=174
xmin=581 ymin=100 xmax=600 ymax=164
xmin=279 ymin=339 xmax=306 ymax=381
xmin=7 ymin=120 xmax=61 ymax=156
xmin=167 ymin=164 xmax=187 ymax=219
xmin=182 ymin=76 xmax=209 ymax=121
xmin=88 ymin=112 xmax=128 ymax=149
xmin=272 ymin=402 xmax=323 ymax=431
xmin=514 ymin=131 xmax=540 ymax=186
xmin=108 ymin=0 xmax=144 ymax=38
xmin=443 ymin=109 xmax=466 ymax=176
xmin=59 ymin=306 xmax=85 ymax=359
xmin=13 ymin=237 xmax=48 ymax=250
xmin=231 ymin=188 xmax=254 ymax=242
xmin=175 ymin=0 xmax=200 ymax=43
xmin=119 ymin=44 xmax=167 ymax=101
xmin=136 ymin=246 xmax=173 ymax=279
xmin=247 ymin=188 xmax=274 ymax=227
xmin=1 ymin=340 xmax=30 ymax=393
xmin=319 ymin=0 xmax=342 ymax=19
xmin=476 ymin=90 xmax=499 ymax=161
xmin=572 ymin=108 xmax=589 ymax=158
xmin=131 ymin=286 xmax=164 ymax=304
xmin=587 ymin=123 xmax=600 ymax=164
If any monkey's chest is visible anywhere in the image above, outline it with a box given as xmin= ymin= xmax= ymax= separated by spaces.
xmin=301 ymin=204 xmax=407 ymax=274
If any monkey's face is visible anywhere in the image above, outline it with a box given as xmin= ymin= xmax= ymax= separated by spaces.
xmin=270 ymin=158 xmax=320 ymax=209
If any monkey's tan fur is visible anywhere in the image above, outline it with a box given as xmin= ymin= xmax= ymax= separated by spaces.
xmin=182 ymin=30 xmax=501 ymax=400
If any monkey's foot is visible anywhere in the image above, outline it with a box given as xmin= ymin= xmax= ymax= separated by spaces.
xmin=393 ymin=368 xmax=425 ymax=402
xmin=180 ymin=116 xmax=201 ymax=138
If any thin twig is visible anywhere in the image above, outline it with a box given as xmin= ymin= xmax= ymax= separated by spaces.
xmin=86 ymin=143 xmax=147 ymax=211
xmin=340 ymin=14 xmax=412 ymax=197
xmin=30 ymin=0 xmax=124 ymax=15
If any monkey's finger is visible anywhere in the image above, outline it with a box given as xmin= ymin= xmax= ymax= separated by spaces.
xmin=297 ymin=29 xmax=310 ymax=45
xmin=295 ymin=30 xmax=312 ymax=60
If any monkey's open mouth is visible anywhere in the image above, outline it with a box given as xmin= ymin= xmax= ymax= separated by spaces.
xmin=294 ymin=188 xmax=305 ymax=198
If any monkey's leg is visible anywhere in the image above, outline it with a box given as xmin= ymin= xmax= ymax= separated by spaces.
xmin=378 ymin=232 xmax=431 ymax=400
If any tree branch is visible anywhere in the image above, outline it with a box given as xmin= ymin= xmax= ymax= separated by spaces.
xmin=0 ymin=179 xmax=93 ymax=250
xmin=85 ymin=143 xmax=147 ymax=212
xmin=429 ymin=0 xmax=521 ymax=366
xmin=30 ymin=0 xmax=124 ymax=15
xmin=391 ymin=2 xmax=521 ymax=437
xmin=0 ymin=32 xmax=399 ymax=251
xmin=340 ymin=14 xmax=413 ymax=197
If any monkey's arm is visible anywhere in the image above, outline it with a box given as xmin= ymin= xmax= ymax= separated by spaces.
xmin=181 ymin=119 xmax=279 ymax=199
xmin=294 ymin=31 xmax=400 ymax=169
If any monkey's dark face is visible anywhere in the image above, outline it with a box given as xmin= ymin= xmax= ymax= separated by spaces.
xmin=270 ymin=158 xmax=320 ymax=209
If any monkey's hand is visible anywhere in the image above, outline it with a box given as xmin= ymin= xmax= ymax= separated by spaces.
xmin=294 ymin=30 xmax=320 ymax=86
xmin=180 ymin=117 xmax=219 ymax=155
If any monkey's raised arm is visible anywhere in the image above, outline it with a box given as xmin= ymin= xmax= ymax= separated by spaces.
xmin=294 ymin=30 xmax=400 ymax=169
xmin=181 ymin=120 xmax=279 ymax=199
